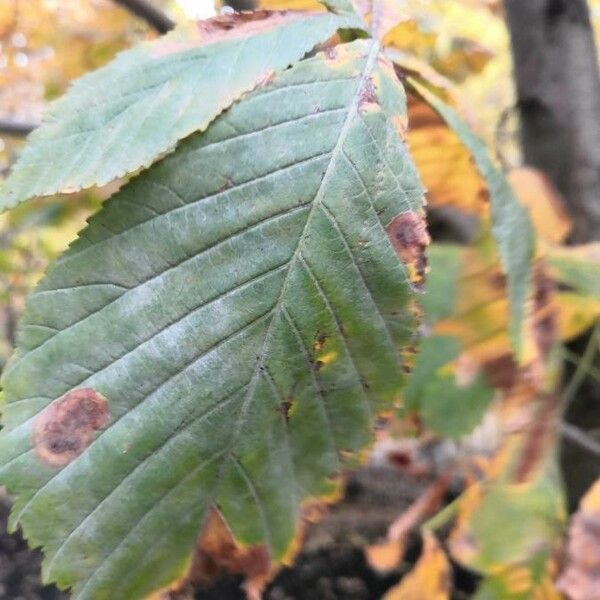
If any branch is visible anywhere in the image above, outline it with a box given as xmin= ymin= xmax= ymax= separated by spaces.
xmin=113 ymin=0 xmax=175 ymax=34
xmin=562 ymin=422 xmax=600 ymax=456
xmin=0 ymin=118 xmax=38 ymax=137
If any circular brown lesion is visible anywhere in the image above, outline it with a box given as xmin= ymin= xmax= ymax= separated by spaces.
xmin=386 ymin=210 xmax=431 ymax=290
xmin=32 ymin=388 xmax=110 ymax=467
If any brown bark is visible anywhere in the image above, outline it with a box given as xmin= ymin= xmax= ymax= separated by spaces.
xmin=113 ymin=0 xmax=175 ymax=34
xmin=0 ymin=118 xmax=37 ymax=136
xmin=504 ymin=0 xmax=600 ymax=243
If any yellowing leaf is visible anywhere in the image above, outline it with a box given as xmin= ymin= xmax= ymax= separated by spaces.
xmin=407 ymin=79 xmax=536 ymax=357
xmin=406 ymin=92 xmax=489 ymax=216
xmin=384 ymin=19 xmax=438 ymax=54
xmin=434 ymin=38 xmax=495 ymax=80
xmin=450 ymin=469 xmax=564 ymax=585
xmin=449 ymin=354 xmax=565 ymax=590
xmin=508 ymin=168 xmax=571 ymax=245
xmin=555 ymin=292 xmax=600 ymax=342
xmin=384 ymin=532 xmax=451 ymax=600
xmin=547 ymin=243 xmax=600 ymax=299
xmin=431 ymin=240 xmax=544 ymax=372
xmin=351 ymin=0 xmax=410 ymax=40
xmin=365 ymin=540 xmax=406 ymax=573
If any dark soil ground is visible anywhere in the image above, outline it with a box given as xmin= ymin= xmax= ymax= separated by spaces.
xmin=0 ymin=496 xmax=64 ymax=600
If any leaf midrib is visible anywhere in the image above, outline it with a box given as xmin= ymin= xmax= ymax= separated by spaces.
xmin=226 ymin=39 xmax=382 ymax=469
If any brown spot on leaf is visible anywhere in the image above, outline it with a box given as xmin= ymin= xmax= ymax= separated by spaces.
xmin=195 ymin=10 xmax=302 ymax=40
xmin=313 ymin=332 xmax=328 ymax=353
xmin=386 ymin=211 xmax=431 ymax=290
xmin=358 ymin=77 xmax=378 ymax=112
xmin=279 ymin=398 xmax=293 ymax=423
xmin=178 ymin=508 xmax=272 ymax=600
xmin=32 ymin=388 xmax=110 ymax=467
xmin=218 ymin=177 xmax=232 ymax=193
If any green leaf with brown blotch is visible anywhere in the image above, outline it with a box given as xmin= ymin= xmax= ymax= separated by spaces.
xmin=0 ymin=10 xmax=364 ymax=211
xmin=0 ymin=40 xmax=426 ymax=599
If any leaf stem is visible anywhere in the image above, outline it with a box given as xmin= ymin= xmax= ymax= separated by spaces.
xmin=422 ymin=494 xmax=461 ymax=532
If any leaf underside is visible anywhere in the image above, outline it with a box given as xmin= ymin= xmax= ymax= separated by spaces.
xmin=0 ymin=40 xmax=424 ymax=599
xmin=0 ymin=11 xmax=362 ymax=211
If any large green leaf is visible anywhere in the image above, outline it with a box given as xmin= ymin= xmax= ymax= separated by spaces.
xmin=0 ymin=10 xmax=363 ymax=211
xmin=406 ymin=79 xmax=535 ymax=359
xmin=0 ymin=40 xmax=425 ymax=598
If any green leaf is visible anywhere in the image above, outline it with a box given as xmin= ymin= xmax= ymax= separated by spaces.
xmin=404 ymin=336 xmax=459 ymax=411
xmin=404 ymin=335 xmax=493 ymax=438
xmin=420 ymin=372 xmax=493 ymax=439
xmin=0 ymin=40 xmax=425 ymax=599
xmin=421 ymin=243 xmax=461 ymax=324
xmin=406 ymin=79 xmax=535 ymax=360
xmin=0 ymin=11 xmax=363 ymax=212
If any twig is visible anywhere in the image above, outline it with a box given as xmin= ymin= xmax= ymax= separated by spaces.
xmin=561 ymin=347 xmax=600 ymax=382
xmin=562 ymin=322 xmax=600 ymax=404
xmin=0 ymin=118 xmax=38 ymax=136
xmin=388 ymin=472 xmax=452 ymax=541
xmin=113 ymin=0 xmax=175 ymax=34
xmin=422 ymin=493 xmax=461 ymax=532
xmin=561 ymin=423 xmax=600 ymax=456
xmin=560 ymin=323 xmax=600 ymax=456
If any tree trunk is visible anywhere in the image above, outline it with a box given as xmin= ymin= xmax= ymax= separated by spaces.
xmin=504 ymin=0 xmax=600 ymax=243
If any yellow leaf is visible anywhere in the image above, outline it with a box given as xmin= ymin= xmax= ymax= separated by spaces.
xmin=365 ymin=540 xmax=406 ymax=574
xmin=352 ymin=0 xmax=409 ymax=40
xmin=406 ymin=93 xmax=490 ymax=216
xmin=432 ymin=240 xmax=546 ymax=373
xmin=555 ymin=292 xmax=600 ymax=341
xmin=384 ymin=19 xmax=438 ymax=54
xmin=508 ymin=168 xmax=571 ymax=245
xmin=384 ymin=532 xmax=451 ymax=600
